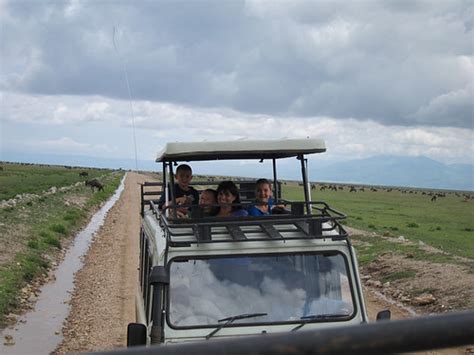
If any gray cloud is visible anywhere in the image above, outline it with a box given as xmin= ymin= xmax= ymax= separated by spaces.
xmin=2 ymin=0 xmax=473 ymax=128
xmin=5 ymin=91 xmax=472 ymax=164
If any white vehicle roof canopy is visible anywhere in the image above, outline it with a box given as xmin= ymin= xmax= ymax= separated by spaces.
xmin=156 ymin=138 xmax=326 ymax=162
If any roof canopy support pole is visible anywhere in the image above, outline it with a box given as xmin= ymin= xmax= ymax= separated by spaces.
xmin=161 ymin=161 xmax=170 ymax=218
xmin=272 ymin=158 xmax=279 ymax=202
xmin=162 ymin=161 xmax=167 ymax=189
xmin=162 ymin=162 xmax=168 ymax=217
xmin=168 ymin=162 xmax=176 ymax=219
xmin=298 ymin=154 xmax=311 ymax=215
xmin=140 ymin=183 xmax=145 ymax=216
xmin=306 ymin=159 xmax=312 ymax=205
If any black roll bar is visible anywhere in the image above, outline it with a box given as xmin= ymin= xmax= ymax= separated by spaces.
xmin=298 ymin=154 xmax=311 ymax=214
xmin=162 ymin=161 xmax=167 ymax=195
xmin=168 ymin=162 xmax=176 ymax=218
xmin=140 ymin=182 xmax=163 ymax=216
xmin=140 ymin=183 xmax=144 ymax=216
xmin=92 ymin=311 xmax=474 ymax=355
xmin=272 ymin=158 xmax=279 ymax=202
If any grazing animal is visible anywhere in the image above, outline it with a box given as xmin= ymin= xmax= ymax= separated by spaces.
xmin=431 ymin=195 xmax=437 ymax=202
xmin=79 ymin=171 xmax=89 ymax=177
xmin=85 ymin=179 xmax=104 ymax=192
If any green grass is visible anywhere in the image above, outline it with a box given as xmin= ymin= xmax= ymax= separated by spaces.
xmin=0 ymin=162 xmax=111 ymax=200
xmin=351 ymin=234 xmax=466 ymax=267
xmin=282 ymin=184 xmax=474 ymax=259
xmin=44 ymin=234 xmax=61 ymax=249
xmin=0 ymin=166 xmax=124 ymax=325
xmin=63 ymin=209 xmax=82 ymax=222
xmin=49 ymin=223 xmax=67 ymax=235
xmin=0 ymin=252 xmax=50 ymax=320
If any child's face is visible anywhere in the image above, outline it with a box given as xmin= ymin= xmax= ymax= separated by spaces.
xmin=199 ymin=191 xmax=216 ymax=206
xmin=175 ymin=169 xmax=192 ymax=189
xmin=256 ymin=183 xmax=272 ymax=203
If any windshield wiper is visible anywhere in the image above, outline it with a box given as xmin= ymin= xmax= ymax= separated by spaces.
xmin=206 ymin=312 xmax=268 ymax=339
xmin=291 ymin=314 xmax=349 ymax=332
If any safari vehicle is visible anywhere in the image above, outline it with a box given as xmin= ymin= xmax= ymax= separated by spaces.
xmin=127 ymin=138 xmax=387 ymax=347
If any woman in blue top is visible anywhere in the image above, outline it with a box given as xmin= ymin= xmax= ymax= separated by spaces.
xmin=216 ymin=181 xmax=248 ymax=217
xmin=248 ymin=178 xmax=274 ymax=216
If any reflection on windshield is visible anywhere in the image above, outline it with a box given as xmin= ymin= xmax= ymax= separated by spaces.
xmin=169 ymin=253 xmax=353 ymax=327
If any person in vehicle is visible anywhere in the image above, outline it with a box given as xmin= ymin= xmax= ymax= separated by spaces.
xmin=248 ymin=178 xmax=273 ymax=216
xmin=158 ymin=164 xmax=200 ymax=217
xmin=198 ymin=188 xmax=218 ymax=217
xmin=248 ymin=178 xmax=288 ymax=216
xmin=216 ymin=181 xmax=248 ymax=217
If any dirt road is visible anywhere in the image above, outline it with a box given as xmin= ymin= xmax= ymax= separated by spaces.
xmin=53 ymin=173 xmax=469 ymax=354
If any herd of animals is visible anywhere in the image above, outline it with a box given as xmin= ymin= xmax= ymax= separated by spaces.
xmin=289 ymin=181 xmax=474 ymax=202
xmin=0 ymin=163 xmax=472 ymax=201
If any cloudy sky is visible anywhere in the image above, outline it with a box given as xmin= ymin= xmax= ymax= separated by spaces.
xmin=1 ymin=0 xmax=473 ymax=170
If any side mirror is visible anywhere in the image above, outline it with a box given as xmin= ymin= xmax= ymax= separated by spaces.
xmin=376 ymin=309 xmax=391 ymax=321
xmin=127 ymin=323 xmax=147 ymax=347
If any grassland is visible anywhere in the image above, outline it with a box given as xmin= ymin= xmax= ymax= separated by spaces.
xmin=0 ymin=162 xmax=111 ymax=200
xmin=1 ymin=167 xmax=472 ymax=324
xmin=0 ymin=163 xmax=125 ymax=325
xmin=282 ymin=184 xmax=474 ymax=260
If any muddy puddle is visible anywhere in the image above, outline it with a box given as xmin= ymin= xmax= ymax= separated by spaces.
xmin=0 ymin=174 xmax=126 ymax=355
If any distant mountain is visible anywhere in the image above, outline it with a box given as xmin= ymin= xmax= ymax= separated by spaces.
xmin=309 ymin=155 xmax=473 ymax=191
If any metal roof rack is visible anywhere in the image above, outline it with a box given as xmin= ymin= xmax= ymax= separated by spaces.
xmin=148 ymin=201 xmax=348 ymax=247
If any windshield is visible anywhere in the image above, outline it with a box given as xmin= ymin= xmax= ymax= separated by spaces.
xmin=168 ymin=252 xmax=354 ymax=327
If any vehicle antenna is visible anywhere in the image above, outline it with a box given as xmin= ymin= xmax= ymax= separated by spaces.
xmin=113 ymin=26 xmax=139 ymax=172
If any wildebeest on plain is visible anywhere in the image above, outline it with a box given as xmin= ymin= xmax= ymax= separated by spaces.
xmin=85 ymin=179 xmax=104 ymax=191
